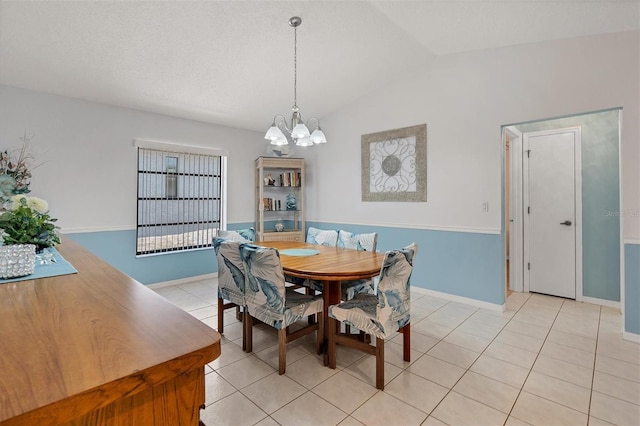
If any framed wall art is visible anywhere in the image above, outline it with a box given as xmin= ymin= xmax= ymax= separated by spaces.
xmin=361 ymin=124 xmax=427 ymax=202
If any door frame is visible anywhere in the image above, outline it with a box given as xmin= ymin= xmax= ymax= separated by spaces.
xmin=514 ymin=126 xmax=583 ymax=300
xmin=505 ymin=126 xmax=524 ymax=292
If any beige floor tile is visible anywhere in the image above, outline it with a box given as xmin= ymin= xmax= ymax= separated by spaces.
xmin=312 ymin=371 xmax=378 ymax=414
xmin=444 ymin=329 xmax=493 ymax=353
xmin=208 ymin=340 xmax=251 ymax=370
xmin=495 ymin=329 xmax=544 ymax=353
xmin=392 ymin=329 xmax=439 ymax=353
xmin=422 ymin=416 xmax=448 ymax=425
xmin=412 ymin=319 xmax=455 ymax=340
xmin=286 ymin=353 xmax=339 ymax=389
xmin=522 ymin=371 xmax=591 ymax=413
xmin=553 ymin=315 xmax=599 ymax=339
xmin=539 ymin=340 xmax=595 ymax=368
xmin=503 ymin=319 xmax=550 ymax=340
xmin=595 ymin=353 xmax=640 ymax=383
xmin=510 ymin=391 xmax=587 ymax=426
xmin=200 ymin=391 xmax=267 ymax=426
xmin=411 ymin=295 xmax=450 ymax=311
xmin=254 ymin=416 xmax=281 ymax=426
xmin=427 ymin=340 xmax=481 ymax=369
xmin=511 ymin=311 xmax=555 ymax=329
xmin=344 ymin=355 xmax=403 ymax=388
xmin=407 ymin=354 xmax=466 ymax=388
xmin=470 ymin=355 xmax=530 ymax=388
xmin=338 ymin=416 xmax=366 ymax=426
xmin=600 ymin=306 xmax=623 ymax=323
xmin=484 ymin=341 xmax=538 ymax=369
xmin=596 ymin=335 xmax=640 ymax=365
xmin=384 ymin=371 xmax=449 ymax=414
xmin=455 ymin=318 xmax=504 ymax=340
xmin=204 ymin=371 xmax=237 ymax=406
xmin=592 ymin=370 xmax=640 ymax=405
xmin=546 ymin=328 xmax=596 ymax=353
xmin=532 ymin=354 xmax=593 ymax=389
xmin=217 ymin=355 xmax=275 ymax=389
xmin=271 ymin=391 xmax=348 ymax=426
xmin=384 ymin=339 xmax=421 ymax=368
xmin=242 ymin=372 xmax=307 ymax=414
xmin=587 ymin=416 xmax=616 ymax=426
xmin=254 ymin=340 xmax=308 ymax=370
xmin=504 ymin=416 xmax=533 ymax=425
xmin=351 ymin=392 xmax=428 ymax=426
xmin=431 ymin=391 xmax=508 ymax=426
xmin=590 ymin=391 xmax=640 ymax=426
xmin=453 ymin=371 xmax=520 ymax=414
xmin=188 ymin=304 xmax=218 ymax=320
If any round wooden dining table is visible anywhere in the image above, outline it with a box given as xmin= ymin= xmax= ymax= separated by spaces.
xmin=259 ymin=240 xmax=385 ymax=352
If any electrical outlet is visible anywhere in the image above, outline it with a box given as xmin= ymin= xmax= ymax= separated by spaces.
xmin=481 ymin=201 xmax=489 ymax=213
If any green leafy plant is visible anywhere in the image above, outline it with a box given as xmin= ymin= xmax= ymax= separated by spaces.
xmin=0 ymin=195 xmax=60 ymax=250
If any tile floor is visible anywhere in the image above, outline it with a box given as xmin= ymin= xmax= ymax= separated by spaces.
xmin=154 ymin=280 xmax=640 ymax=426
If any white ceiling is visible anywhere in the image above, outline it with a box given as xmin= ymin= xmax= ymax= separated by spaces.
xmin=1 ymin=0 xmax=638 ymax=132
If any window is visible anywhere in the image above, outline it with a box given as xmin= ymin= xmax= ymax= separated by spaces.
xmin=134 ymin=139 xmax=227 ymax=256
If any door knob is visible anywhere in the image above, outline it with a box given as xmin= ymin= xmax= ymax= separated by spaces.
xmin=560 ymin=220 xmax=572 ymax=226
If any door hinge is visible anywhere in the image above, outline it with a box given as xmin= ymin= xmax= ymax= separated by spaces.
xmin=528 ymin=262 xmax=530 ymax=270
xmin=528 ymin=206 xmax=530 ymax=214
xmin=526 ymin=149 xmax=531 ymax=158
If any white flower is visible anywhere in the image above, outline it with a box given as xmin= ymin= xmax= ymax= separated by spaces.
xmin=0 ymin=228 xmax=7 ymax=246
xmin=9 ymin=195 xmax=48 ymax=213
xmin=26 ymin=196 xmax=48 ymax=213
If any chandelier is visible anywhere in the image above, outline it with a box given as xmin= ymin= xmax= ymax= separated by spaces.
xmin=264 ymin=16 xmax=327 ymax=147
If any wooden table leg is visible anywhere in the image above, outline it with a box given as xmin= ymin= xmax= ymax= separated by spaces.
xmin=322 ymin=280 xmax=341 ymax=365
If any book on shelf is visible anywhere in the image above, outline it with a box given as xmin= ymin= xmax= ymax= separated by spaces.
xmin=262 ymin=198 xmax=282 ymax=211
xmin=277 ymin=171 xmax=302 ymax=187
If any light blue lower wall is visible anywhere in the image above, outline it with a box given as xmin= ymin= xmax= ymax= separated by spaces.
xmin=625 ymin=243 xmax=640 ymax=335
xmin=65 ymin=223 xmax=254 ymax=285
xmin=66 ymin=223 xmax=505 ymax=305
xmin=308 ymin=222 xmax=505 ymax=306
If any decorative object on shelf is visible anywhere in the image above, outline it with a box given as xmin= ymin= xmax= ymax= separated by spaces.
xmin=275 ymin=222 xmax=285 ymax=232
xmin=264 ymin=174 xmax=276 ymax=186
xmin=286 ymin=193 xmax=297 ymax=211
xmin=361 ymin=124 xmax=427 ymax=202
xmin=0 ymin=243 xmax=36 ymax=279
xmin=263 ymin=16 xmax=327 ymax=147
xmin=0 ymin=195 xmax=60 ymax=252
xmin=0 ymin=131 xmax=39 ymax=208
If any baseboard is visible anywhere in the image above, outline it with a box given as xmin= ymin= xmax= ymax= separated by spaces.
xmin=623 ymin=331 xmax=640 ymax=343
xmin=411 ymin=286 xmax=505 ymax=312
xmin=147 ymin=273 xmax=218 ymax=289
xmin=582 ymin=296 xmax=621 ymax=309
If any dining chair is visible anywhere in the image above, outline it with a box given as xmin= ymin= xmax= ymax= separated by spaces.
xmin=338 ymin=230 xmax=378 ymax=301
xmin=213 ymin=237 xmax=248 ymax=349
xmin=327 ymin=243 xmax=417 ymax=390
xmin=240 ymin=243 xmax=324 ymax=374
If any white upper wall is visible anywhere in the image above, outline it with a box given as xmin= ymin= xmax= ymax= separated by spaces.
xmin=306 ymin=31 xmax=639 ymax=240
xmin=0 ymin=86 xmax=264 ymax=231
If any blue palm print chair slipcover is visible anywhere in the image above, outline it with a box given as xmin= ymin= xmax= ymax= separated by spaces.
xmin=214 ymin=237 xmax=248 ymax=348
xmin=240 ymin=243 xmax=324 ymax=374
xmin=328 ymin=243 xmax=417 ymax=390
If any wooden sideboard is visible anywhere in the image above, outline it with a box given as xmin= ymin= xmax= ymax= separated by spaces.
xmin=0 ymin=239 xmax=221 ymax=426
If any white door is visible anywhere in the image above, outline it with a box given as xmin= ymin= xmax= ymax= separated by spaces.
xmin=524 ymin=128 xmax=581 ymax=299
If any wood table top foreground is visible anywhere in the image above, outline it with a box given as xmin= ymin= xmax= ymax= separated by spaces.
xmin=0 ymin=239 xmax=221 ymax=426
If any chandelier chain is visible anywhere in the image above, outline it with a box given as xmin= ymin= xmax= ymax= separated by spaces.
xmin=293 ymin=25 xmax=297 ymax=107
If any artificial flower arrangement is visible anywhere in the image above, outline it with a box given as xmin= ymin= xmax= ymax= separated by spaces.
xmin=0 ymin=138 xmax=36 ymax=204
xmin=0 ymin=195 xmax=60 ymax=251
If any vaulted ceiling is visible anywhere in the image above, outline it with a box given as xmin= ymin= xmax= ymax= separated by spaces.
xmin=1 ymin=0 xmax=638 ymax=132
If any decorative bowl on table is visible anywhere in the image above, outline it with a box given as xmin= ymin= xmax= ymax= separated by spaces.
xmin=0 ymin=243 xmax=36 ymax=279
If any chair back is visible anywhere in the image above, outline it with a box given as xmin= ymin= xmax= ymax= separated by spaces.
xmin=240 ymin=244 xmax=288 ymax=328
xmin=376 ymin=243 xmax=417 ymax=329
xmin=213 ymin=237 xmax=246 ymax=304
xmin=337 ymin=230 xmax=377 ymax=252
xmin=306 ymin=226 xmax=338 ymax=246
xmin=217 ymin=227 xmax=256 ymax=242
